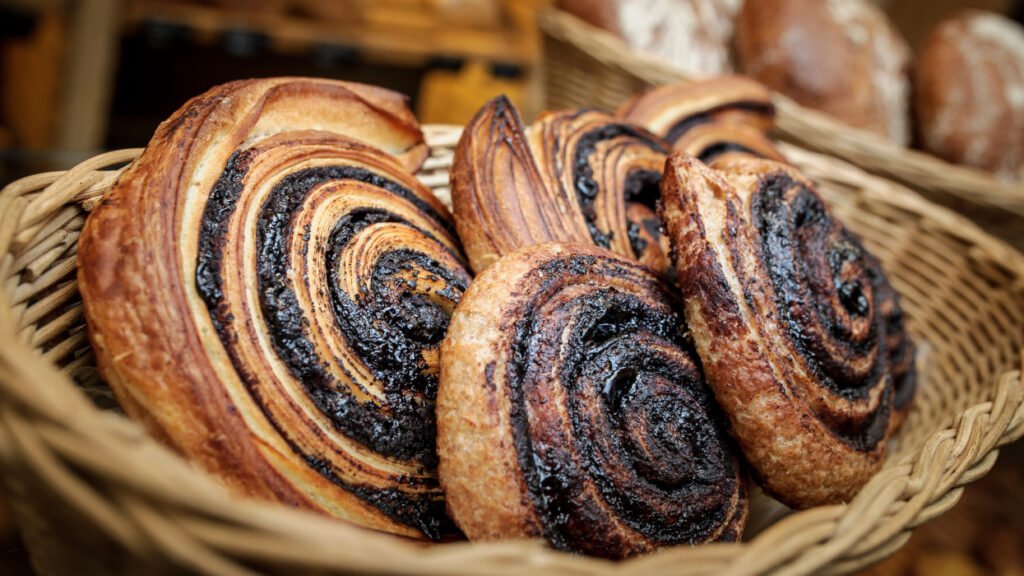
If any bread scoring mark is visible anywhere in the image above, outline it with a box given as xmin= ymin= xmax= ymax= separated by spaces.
xmin=499 ymin=251 xmax=744 ymax=558
xmin=196 ymin=156 xmax=469 ymax=539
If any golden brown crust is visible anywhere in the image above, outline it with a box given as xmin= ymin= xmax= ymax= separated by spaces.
xmin=915 ymin=11 xmax=1024 ymax=182
xmin=736 ymin=0 xmax=911 ymax=144
xmin=616 ymin=76 xmax=786 ymax=164
xmin=659 ymin=154 xmax=915 ymax=508
xmin=450 ymin=96 xmax=673 ymax=278
xmin=78 ymin=78 xmax=465 ymax=539
xmin=437 ymin=242 xmax=747 ymax=559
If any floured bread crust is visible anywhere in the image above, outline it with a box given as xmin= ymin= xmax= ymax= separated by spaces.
xmin=736 ymin=0 xmax=911 ymax=144
xmin=915 ymin=11 xmax=1024 ymax=182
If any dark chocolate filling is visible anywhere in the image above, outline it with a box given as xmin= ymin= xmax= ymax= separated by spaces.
xmin=663 ymin=100 xmax=775 ymax=145
xmin=197 ymin=155 xmax=467 ymax=539
xmin=696 ymin=142 xmax=761 ymax=164
xmin=622 ymin=169 xmax=664 ymax=258
xmin=750 ymin=172 xmax=891 ymax=450
xmin=571 ymin=123 xmax=667 ymax=249
xmin=872 ymin=260 xmax=916 ymax=411
xmin=503 ymin=255 xmax=741 ymax=557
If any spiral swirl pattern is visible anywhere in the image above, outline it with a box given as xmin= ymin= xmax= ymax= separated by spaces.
xmin=437 ymin=243 xmax=746 ymax=559
xmin=873 ymin=255 xmax=917 ymax=432
xmin=451 ymin=96 xmax=673 ymax=278
xmin=660 ymin=155 xmax=915 ymax=508
xmin=617 ymin=76 xmax=786 ymax=164
xmin=79 ymin=79 xmax=467 ymax=539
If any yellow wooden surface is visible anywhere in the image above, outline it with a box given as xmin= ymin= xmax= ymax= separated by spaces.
xmin=417 ymin=59 xmax=526 ymax=124
xmin=2 ymin=9 xmax=65 ymax=149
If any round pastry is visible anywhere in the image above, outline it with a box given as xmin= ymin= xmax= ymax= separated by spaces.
xmin=451 ymin=96 xmax=672 ymax=277
xmin=659 ymin=154 xmax=916 ymax=508
xmin=915 ymin=11 xmax=1024 ymax=182
xmin=437 ymin=242 xmax=747 ymax=559
xmin=736 ymin=0 xmax=911 ymax=145
xmin=78 ymin=79 xmax=469 ymax=539
xmin=616 ymin=76 xmax=786 ymax=164
xmin=556 ymin=0 xmax=741 ymax=76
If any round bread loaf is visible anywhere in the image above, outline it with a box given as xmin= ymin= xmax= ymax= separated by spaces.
xmin=557 ymin=0 xmax=741 ymax=76
xmin=915 ymin=11 xmax=1024 ymax=182
xmin=736 ymin=0 xmax=911 ymax=144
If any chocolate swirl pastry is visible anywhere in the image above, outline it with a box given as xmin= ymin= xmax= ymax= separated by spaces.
xmin=450 ymin=96 xmax=673 ymax=277
xmin=659 ymin=155 xmax=915 ymax=508
xmin=78 ymin=79 xmax=470 ymax=539
xmin=617 ymin=76 xmax=786 ymax=164
xmin=437 ymin=242 xmax=747 ymax=559
xmin=874 ymin=255 xmax=916 ymax=434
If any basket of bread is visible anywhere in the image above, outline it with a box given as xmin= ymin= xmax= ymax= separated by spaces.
xmin=539 ymin=1 xmax=1024 ymax=251
xmin=0 ymin=75 xmax=1021 ymax=575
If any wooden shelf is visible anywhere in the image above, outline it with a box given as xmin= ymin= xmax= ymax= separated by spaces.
xmin=124 ymin=1 xmax=532 ymax=67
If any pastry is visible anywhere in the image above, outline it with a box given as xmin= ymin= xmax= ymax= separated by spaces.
xmin=659 ymin=154 xmax=915 ymax=508
xmin=556 ymin=0 xmax=741 ymax=76
xmin=78 ymin=78 xmax=470 ymax=539
xmin=736 ymin=0 xmax=911 ymax=145
xmin=451 ymin=96 xmax=672 ymax=277
xmin=436 ymin=242 xmax=747 ymax=559
xmin=874 ymin=255 xmax=916 ymax=433
xmin=617 ymin=76 xmax=786 ymax=163
xmin=915 ymin=11 xmax=1024 ymax=182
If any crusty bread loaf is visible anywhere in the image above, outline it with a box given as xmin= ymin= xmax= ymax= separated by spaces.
xmin=915 ymin=10 xmax=1024 ymax=182
xmin=736 ymin=0 xmax=911 ymax=144
xmin=557 ymin=0 xmax=741 ymax=76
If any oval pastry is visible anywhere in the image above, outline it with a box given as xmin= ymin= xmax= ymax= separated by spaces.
xmin=556 ymin=0 xmax=742 ymax=76
xmin=78 ymin=79 xmax=469 ymax=539
xmin=616 ymin=76 xmax=786 ymax=164
xmin=437 ymin=242 xmax=747 ymax=559
xmin=659 ymin=154 xmax=915 ymax=508
xmin=735 ymin=0 xmax=911 ymax=145
xmin=450 ymin=96 xmax=673 ymax=277
xmin=915 ymin=11 xmax=1024 ymax=181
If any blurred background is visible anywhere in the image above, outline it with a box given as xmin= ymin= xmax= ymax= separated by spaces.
xmin=1 ymin=0 xmax=1023 ymax=181
xmin=1 ymin=0 xmax=1023 ymax=574
xmin=0 ymin=0 xmax=548 ymax=183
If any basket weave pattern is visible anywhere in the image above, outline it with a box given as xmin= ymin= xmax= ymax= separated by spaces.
xmin=0 ymin=126 xmax=1022 ymax=575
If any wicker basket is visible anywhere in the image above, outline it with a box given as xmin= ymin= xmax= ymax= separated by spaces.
xmin=537 ymin=8 xmax=1024 ymax=252
xmin=0 ymin=124 xmax=1022 ymax=576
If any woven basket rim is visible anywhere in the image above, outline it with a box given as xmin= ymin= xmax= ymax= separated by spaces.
xmin=536 ymin=7 xmax=1024 ymax=218
xmin=0 ymin=126 xmax=1023 ymax=575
